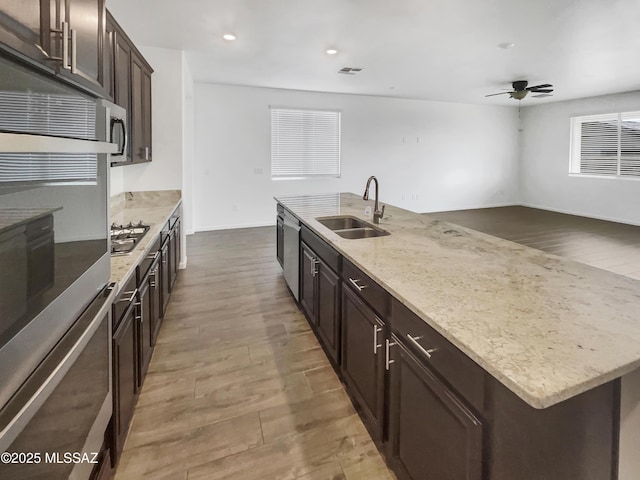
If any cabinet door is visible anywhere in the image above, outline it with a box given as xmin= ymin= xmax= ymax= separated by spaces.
xmin=65 ymin=0 xmax=104 ymax=85
xmin=130 ymin=55 xmax=144 ymax=162
xmin=113 ymin=25 xmax=131 ymax=161
xmin=299 ymin=242 xmax=316 ymax=324
xmin=387 ymin=336 xmax=483 ymax=480
xmin=149 ymin=260 xmax=162 ymax=345
xmin=160 ymin=240 xmax=170 ymax=316
xmin=169 ymin=222 xmax=179 ymax=290
xmin=0 ymin=1 xmax=48 ymax=63
xmin=142 ymin=65 xmax=152 ymax=161
xmin=341 ymin=284 xmax=385 ymax=441
xmin=137 ymin=279 xmax=152 ymax=386
xmin=103 ymin=11 xmax=115 ymax=99
xmin=315 ymin=259 xmax=340 ymax=364
xmin=112 ymin=302 xmax=138 ymax=464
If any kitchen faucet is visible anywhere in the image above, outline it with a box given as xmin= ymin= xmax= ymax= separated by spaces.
xmin=363 ymin=176 xmax=385 ymax=224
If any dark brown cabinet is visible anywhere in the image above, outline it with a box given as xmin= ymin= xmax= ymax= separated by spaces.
xmin=160 ymin=236 xmax=171 ymax=316
xmin=106 ymin=10 xmax=153 ymax=166
xmin=169 ymin=217 xmax=180 ymax=290
xmin=149 ymin=256 xmax=162 ymax=345
xmin=386 ymin=335 xmax=483 ymax=480
xmin=130 ymin=51 xmax=152 ymax=163
xmin=0 ymin=0 xmax=109 ymax=96
xmin=341 ymin=284 xmax=385 ymax=441
xmin=0 ymin=1 xmax=50 ymax=65
xmin=111 ymin=298 xmax=138 ymax=465
xmin=137 ymin=275 xmax=153 ymax=385
xmin=300 ymin=241 xmax=341 ymax=364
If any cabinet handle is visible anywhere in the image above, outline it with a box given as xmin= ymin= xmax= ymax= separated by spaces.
xmin=406 ymin=334 xmax=437 ymax=360
xmin=70 ymin=28 xmax=77 ymax=73
xmin=145 ymin=147 xmax=149 ymax=160
xmin=310 ymin=257 xmax=319 ymax=277
xmin=348 ymin=277 xmax=368 ymax=291
xmin=116 ymin=289 xmax=137 ymax=304
xmin=62 ymin=22 xmax=70 ymax=69
xmin=385 ymin=338 xmax=396 ymax=370
xmin=147 ymin=252 xmax=159 ymax=260
xmin=373 ymin=324 xmax=382 ymax=354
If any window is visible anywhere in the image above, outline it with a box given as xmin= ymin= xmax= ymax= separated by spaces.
xmin=570 ymin=111 xmax=640 ymax=178
xmin=271 ymin=107 xmax=341 ymax=179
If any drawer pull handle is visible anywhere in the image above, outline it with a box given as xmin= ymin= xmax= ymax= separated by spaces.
xmin=116 ymin=289 xmax=137 ymax=304
xmin=385 ymin=339 xmax=396 ymax=370
xmin=373 ymin=324 xmax=382 ymax=354
xmin=348 ymin=277 xmax=368 ymax=291
xmin=311 ymin=258 xmax=319 ymax=277
xmin=407 ymin=334 xmax=437 ymax=359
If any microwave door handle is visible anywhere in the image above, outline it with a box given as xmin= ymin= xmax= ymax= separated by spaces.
xmin=111 ymin=118 xmax=126 ymax=156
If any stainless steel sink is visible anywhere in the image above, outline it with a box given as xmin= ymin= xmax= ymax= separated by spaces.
xmin=316 ymin=215 xmax=390 ymax=239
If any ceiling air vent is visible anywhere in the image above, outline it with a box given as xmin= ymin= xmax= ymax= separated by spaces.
xmin=338 ymin=67 xmax=363 ymax=75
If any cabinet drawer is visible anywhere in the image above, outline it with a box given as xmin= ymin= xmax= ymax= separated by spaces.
xmin=390 ymin=298 xmax=485 ymax=412
xmin=136 ymin=236 xmax=161 ymax=284
xmin=342 ymin=258 xmax=389 ymax=318
xmin=112 ymin=274 xmax=137 ymax=331
xmin=301 ymin=225 xmax=340 ymax=272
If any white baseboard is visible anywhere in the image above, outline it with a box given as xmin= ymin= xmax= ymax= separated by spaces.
xmin=519 ymin=202 xmax=640 ymax=227
xmin=195 ymin=221 xmax=275 ymax=232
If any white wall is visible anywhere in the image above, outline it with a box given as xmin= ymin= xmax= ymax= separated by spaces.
xmin=110 ymin=46 xmax=185 ymax=194
xmin=193 ymin=84 xmax=519 ymax=231
xmin=181 ymin=55 xmax=195 ymax=236
xmin=520 ymin=91 xmax=640 ymax=225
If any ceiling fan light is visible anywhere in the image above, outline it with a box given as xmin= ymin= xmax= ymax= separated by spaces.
xmin=510 ymin=90 xmax=528 ymax=100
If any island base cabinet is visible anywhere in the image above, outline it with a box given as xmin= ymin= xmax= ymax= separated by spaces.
xmin=341 ymin=284 xmax=385 ymax=441
xmin=487 ymin=378 xmax=618 ymax=480
xmin=387 ymin=337 xmax=483 ymax=480
xmin=315 ymin=259 xmax=340 ymax=364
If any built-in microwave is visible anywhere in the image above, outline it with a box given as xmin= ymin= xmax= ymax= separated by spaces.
xmin=0 ymin=51 xmax=119 ymax=465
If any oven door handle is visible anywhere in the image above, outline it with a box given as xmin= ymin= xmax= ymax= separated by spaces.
xmin=0 ymin=283 xmax=115 ymax=452
xmin=110 ymin=118 xmax=127 ymax=156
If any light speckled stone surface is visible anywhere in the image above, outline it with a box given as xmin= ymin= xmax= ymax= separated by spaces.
xmin=110 ymin=190 xmax=182 ymax=290
xmin=275 ymin=193 xmax=640 ymax=409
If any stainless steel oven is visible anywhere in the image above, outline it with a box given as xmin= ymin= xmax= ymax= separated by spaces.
xmin=0 ymin=284 xmax=115 ymax=480
xmin=0 ymin=51 xmax=120 ymax=480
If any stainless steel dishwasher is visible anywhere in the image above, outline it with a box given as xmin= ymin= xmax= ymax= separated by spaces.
xmin=282 ymin=210 xmax=300 ymax=301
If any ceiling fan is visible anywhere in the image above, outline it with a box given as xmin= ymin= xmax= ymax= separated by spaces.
xmin=486 ymin=80 xmax=554 ymax=100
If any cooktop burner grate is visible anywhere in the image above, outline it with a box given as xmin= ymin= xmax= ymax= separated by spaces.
xmin=110 ymin=221 xmax=150 ymax=255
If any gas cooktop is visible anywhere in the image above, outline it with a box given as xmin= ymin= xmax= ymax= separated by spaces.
xmin=110 ymin=221 xmax=150 ymax=256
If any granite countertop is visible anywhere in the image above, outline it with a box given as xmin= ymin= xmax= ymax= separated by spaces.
xmin=110 ymin=190 xmax=182 ymax=290
xmin=0 ymin=207 xmax=63 ymax=234
xmin=275 ymin=193 xmax=640 ymax=409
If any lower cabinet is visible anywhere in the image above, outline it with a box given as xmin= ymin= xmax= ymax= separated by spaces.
xmin=160 ymin=236 xmax=171 ymax=316
xmin=137 ymin=274 xmax=153 ymax=385
xmin=149 ymin=256 xmax=162 ymax=345
xmin=112 ymin=299 xmax=138 ymax=464
xmin=386 ymin=334 xmax=483 ymax=480
xmin=300 ymin=241 xmax=341 ymax=364
xmin=340 ymin=284 xmax=385 ymax=441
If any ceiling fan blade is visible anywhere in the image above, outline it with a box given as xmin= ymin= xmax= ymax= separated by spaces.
xmin=530 ymin=88 xmax=554 ymax=93
xmin=527 ymin=83 xmax=553 ymax=90
xmin=485 ymin=92 xmax=512 ymax=97
xmin=531 ymin=93 xmax=553 ymax=98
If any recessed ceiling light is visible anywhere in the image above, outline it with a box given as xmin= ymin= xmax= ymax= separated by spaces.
xmin=223 ymin=33 xmax=236 ymax=41
xmin=497 ymin=42 xmax=515 ymax=49
xmin=326 ymin=48 xmax=338 ymax=55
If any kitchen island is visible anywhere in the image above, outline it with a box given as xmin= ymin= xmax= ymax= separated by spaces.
xmin=275 ymin=192 xmax=640 ymax=480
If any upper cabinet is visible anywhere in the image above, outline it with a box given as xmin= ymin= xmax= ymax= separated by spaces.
xmin=0 ymin=3 xmax=153 ymax=165
xmin=107 ymin=11 xmax=153 ymax=165
xmin=0 ymin=0 xmax=109 ymax=97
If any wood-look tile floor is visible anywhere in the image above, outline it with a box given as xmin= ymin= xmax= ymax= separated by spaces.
xmin=114 ymin=227 xmax=396 ymax=480
xmin=430 ymin=206 xmax=640 ymax=280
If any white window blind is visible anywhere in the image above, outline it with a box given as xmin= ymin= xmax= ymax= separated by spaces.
xmin=0 ymin=153 xmax=98 ymax=185
xmin=271 ymin=107 xmax=341 ymax=179
xmin=570 ymin=111 xmax=640 ymax=178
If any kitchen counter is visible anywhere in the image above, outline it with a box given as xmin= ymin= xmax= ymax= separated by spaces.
xmin=0 ymin=207 xmax=62 ymax=234
xmin=110 ymin=190 xmax=182 ymax=290
xmin=275 ymin=193 xmax=640 ymax=409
